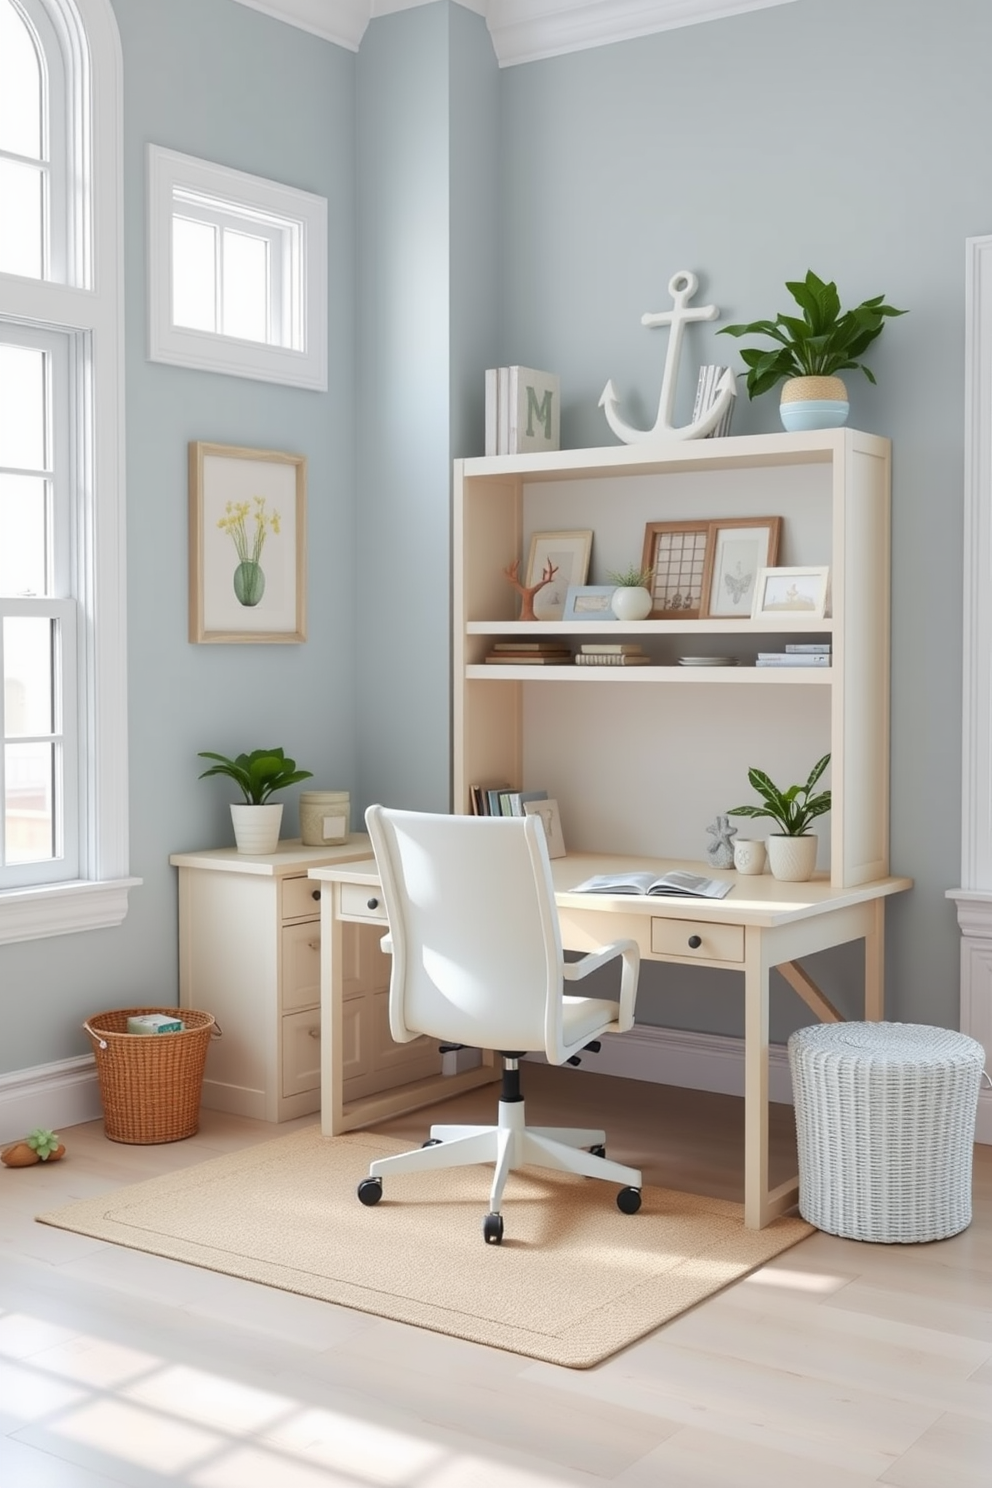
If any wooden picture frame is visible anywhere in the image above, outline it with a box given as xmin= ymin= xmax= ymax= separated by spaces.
xmin=640 ymin=520 xmax=711 ymax=619
xmin=752 ymin=565 xmax=830 ymax=620
xmin=525 ymin=530 xmax=593 ymax=620
xmin=703 ymin=516 xmax=783 ymax=619
xmin=188 ymin=442 xmax=307 ymax=644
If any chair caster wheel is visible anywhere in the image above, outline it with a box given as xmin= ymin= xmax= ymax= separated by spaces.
xmin=422 ymin=1137 xmax=442 ymax=1147
xmin=590 ymin=1144 xmax=606 ymax=1159
xmin=617 ymin=1186 xmax=641 ymax=1215
xmin=482 ymin=1211 xmax=504 ymax=1244
xmin=357 ymin=1177 xmax=383 ymax=1206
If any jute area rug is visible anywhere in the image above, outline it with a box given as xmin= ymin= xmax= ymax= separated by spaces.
xmin=38 ymin=1126 xmax=813 ymax=1369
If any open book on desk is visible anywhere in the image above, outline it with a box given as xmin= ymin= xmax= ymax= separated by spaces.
xmin=570 ymin=870 xmax=733 ymax=900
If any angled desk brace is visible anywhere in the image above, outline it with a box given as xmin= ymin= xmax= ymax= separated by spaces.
xmin=310 ymin=853 xmax=911 ymax=1229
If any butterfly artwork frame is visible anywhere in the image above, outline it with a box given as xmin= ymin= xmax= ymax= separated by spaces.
xmin=702 ymin=517 xmax=783 ymax=620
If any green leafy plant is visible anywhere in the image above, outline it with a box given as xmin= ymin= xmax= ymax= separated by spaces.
xmin=197 ymin=747 xmax=313 ymax=804
xmin=727 ymin=753 xmax=831 ymax=837
xmin=27 ymin=1128 xmax=61 ymax=1161
xmin=608 ymin=563 xmax=652 ymax=587
xmin=719 ymin=271 xmax=907 ymax=399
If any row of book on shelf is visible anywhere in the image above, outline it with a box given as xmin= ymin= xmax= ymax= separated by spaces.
xmin=483 ymin=642 xmax=830 ymax=667
xmin=485 ymin=366 xmax=561 ymax=455
xmin=468 ymin=783 xmax=567 ymax=857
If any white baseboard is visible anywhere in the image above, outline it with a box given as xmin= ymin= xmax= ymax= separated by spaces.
xmin=0 ymin=1055 xmax=101 ymax=1144
xmin=530 ymin=1023 xmax=797 ymax=1105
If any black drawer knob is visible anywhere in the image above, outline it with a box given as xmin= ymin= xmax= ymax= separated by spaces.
xmin=311 ymin=889 xmax=320 ymax=901
xmin=367 ymin=896 xmax=379 ymax=910
xmin=687 ymin=934 xmax=702 ymax=949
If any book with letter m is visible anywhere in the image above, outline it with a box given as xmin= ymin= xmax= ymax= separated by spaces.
xmin=570 ymin=870 xmax=732 ymax=900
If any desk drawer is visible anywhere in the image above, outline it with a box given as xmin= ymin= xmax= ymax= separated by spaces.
xmin=339 ymin=883 xmax=387 ymax=921
xmin=651 ymin=917 xmax=744 ymax=963
xmin=282 ymin=875 xmax=322 ymax=922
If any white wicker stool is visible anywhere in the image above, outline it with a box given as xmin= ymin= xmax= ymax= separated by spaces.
xmin=788 ymin=1021 xmax=986 ymax=1243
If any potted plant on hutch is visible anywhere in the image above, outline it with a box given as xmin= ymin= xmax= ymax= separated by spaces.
xmin=718 ymin=270 xmax=906 ymax=431
xmin=198 ymin=747 xmax=313 ymax=854
xmin=727 ymin=753 xmax=831 ymax=882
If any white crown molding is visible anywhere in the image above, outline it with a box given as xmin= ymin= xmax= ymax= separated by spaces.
xmin=228 ymin=0 xmax=796 ymax=64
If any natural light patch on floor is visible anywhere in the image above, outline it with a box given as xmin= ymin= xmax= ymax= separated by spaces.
xmin=260 ymin=1406 xmax=446 ymax=1481
xmin=743 ymin=1266 xmax=845 ymax=1294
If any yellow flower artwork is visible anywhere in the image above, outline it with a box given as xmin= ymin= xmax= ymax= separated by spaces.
xmin=216 ymin=496 xmax=281 ymax=607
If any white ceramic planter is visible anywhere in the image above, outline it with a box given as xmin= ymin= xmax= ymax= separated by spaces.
xmin=611 ymin=586 xmax=653 ymax=621
xmin=230 ymin=802 xmax=283 ymax=854
xmin=766 ymin=833 xmax=818 ymax=882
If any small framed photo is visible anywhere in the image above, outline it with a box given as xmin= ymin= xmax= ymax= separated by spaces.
xmin=563 ymin=584 xmax=618 ymax=621
xmin=752 ymin=565 xmax=830 ymax=620
xmin=703 ymin=517 xmax=783 ymax=619
xmin=640 ymin=520 xmax=710 ymax=619
xmin=189 ymin=441 xmax=307 ymax=643
xmin=525 ymin=530 xmax=593 ymax=620
xmin=523 ymin=797 xmax=566 ymax=858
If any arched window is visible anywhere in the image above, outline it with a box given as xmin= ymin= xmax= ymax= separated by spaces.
xmin=0 ymin=0 xmax=136 ymax=940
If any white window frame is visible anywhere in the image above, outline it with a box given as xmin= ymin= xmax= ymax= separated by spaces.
xmin=0 ymin=0 xmax=137 ymax=944
xmin=147 ymin=145 xmax=328 ymax=391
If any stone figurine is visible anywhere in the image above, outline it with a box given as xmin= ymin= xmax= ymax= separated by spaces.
xmin=705 ymin=814 xmax=738 ymax=869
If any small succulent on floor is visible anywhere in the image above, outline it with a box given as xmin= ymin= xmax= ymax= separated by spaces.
xmin=1 ymin=1128 xmax=66 ymax=1167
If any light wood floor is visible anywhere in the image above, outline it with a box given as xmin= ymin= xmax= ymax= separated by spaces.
xmin=2 ymin=1062 xmax=991 ymax=1486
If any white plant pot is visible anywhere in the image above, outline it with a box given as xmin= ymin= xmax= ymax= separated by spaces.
xmin=611 ymin=586 xmax=653 ymax=621
xmin=766 ymin=833 xmax=818 ymax=882
xmin=230 ymin=802 xmax=283 ymax=854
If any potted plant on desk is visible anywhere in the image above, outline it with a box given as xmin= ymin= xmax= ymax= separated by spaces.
xmin=727 ymin=753 xmax=831 ymax=882
xmin=198 ymin=747 xmax=313 ymax=854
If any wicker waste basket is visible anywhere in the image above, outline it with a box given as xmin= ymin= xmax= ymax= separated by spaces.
xmin=83 ymin=1006 xmax=218 ymax=1144
xmin=788 ymin=1021 xmax=986 ymax=1243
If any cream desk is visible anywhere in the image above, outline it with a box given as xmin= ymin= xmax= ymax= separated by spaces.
xmin=310 ymin=850 xmax=912 ymax=1229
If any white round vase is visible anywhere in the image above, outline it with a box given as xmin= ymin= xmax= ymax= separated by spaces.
xmin=766 ymin=833 xmax=818 ymax=882
xmin=230 ymin=802 xmax=283 ymax=854
xmin=611 ymin=586 xmax=653 ymax=621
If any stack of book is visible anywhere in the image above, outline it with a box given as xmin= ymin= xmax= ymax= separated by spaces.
xmin=469 ymin=784 xmax=549 ymax=817
xmin=485 ymin=366 xmax=561 ymax=455
xmin=755 ymin=643 xmax=831 ymax=668
xmin=485 ymin=641 xmax=573 ymax=665
xmin=574 ymin=643 xmax=651 ymax=667
xmin=692 ymin=364 xmax=737 ymax=438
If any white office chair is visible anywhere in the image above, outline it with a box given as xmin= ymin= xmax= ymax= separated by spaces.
xmin=357 ymin=804 xmax=643 ymax=1244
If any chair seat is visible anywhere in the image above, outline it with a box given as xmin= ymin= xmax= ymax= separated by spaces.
xmin=561 ymin=995 xmax=620 ymax=1046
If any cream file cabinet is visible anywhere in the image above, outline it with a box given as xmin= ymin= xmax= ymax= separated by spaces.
xmin=170 ymin=838 xmax=377 ymax=1122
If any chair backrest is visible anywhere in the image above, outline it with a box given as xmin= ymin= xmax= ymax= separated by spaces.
xmin=365 ymin=805 xmax=565 ymax=1056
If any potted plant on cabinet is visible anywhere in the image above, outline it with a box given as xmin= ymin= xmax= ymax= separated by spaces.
xmin=718 ymin=270 xmax=906 ymax=431
xmin=727 ymin=753 xmax=831 ymax=882
xmin=608 ymin=562 xmax=653 ymax=621
xmin=198 ymin=747 xmax=313 ymax=854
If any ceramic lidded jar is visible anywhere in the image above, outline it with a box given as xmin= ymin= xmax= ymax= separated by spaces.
xmin=299 ymin=791 xmax=350 ymax=846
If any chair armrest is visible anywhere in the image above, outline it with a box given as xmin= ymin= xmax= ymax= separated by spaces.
xmin=563 ymin=938 xmax=639 ymax=1031
xmin=379 ymin=933 xmax=393 ymax=955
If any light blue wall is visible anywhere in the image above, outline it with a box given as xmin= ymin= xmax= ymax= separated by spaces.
xmin=354 ymin=3 xmax=499 ymax=814
xmin=495 ymin=0 xmax=983 ymax=1036
xmin=0 ymin=0 xmax=356 ymax=1071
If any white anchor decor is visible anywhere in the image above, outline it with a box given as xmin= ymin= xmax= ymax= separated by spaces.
xmin=599 ymin=270 xmax=737 ymax=444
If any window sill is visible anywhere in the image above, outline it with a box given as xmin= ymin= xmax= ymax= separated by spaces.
xmin=0 ymin=877 xmax=142 ymax=945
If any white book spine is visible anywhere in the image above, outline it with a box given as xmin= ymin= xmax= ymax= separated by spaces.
xmin=755 ymin=654 xmax=831 ymax=666
xmin=485 ymin=367 xmax=498 ymax=456
xmin=497 ymin=366 xmax=509 ymax=454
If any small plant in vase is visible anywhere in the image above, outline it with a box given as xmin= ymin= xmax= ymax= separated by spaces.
xmin=198 ymin=747 xmax=313 ymax=854
xmin=608 ymin=562 xmax=653 ymax=621
xmin=727 ymin=753 xmax=831 ymax=882
xmin=719 ymin=270 xmax=906 ymax=431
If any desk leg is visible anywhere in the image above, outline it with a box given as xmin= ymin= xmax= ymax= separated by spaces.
xmin=320 ymin=885 xmax=346 ymax=1136
xmin=865 ymin=897 xmax=885 ymax=1021
xmin=743 ymin=928 xmax=799 ymax=1228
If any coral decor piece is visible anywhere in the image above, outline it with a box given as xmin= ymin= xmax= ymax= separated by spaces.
xmin=503 ymin=558 xmax=559 ymax=622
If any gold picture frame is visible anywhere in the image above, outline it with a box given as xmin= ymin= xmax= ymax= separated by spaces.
xmin=188 ymin=442 xmax=307 ymax=644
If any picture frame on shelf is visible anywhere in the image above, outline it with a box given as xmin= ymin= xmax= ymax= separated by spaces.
xmin=703 ymin=516 xmax=783 ymax=619
xmin=752 ymin=565 xmax=830 ymax=620
xmin=640 ymin=520 xmax=710 ymax=619
xmin=563 ymin=584 xmax=618 ymax=621
xmin=525 ymin=530 xmax=593 ymax=620
xmin=523 ymin=797 xmax=566 ymax=858
xmin=189 ymin=441 xmax=307 ymax=644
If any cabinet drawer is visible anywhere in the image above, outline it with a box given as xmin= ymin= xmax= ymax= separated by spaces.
xmin=339 ymin=883 xmax=388 ymax=921
xmin=281 ymin=921 xmax=322 ymax=1012
xmin=281 ymin=1008 xmax=321 ymax=1097
xmin=650 ymin=917 xmax=744 ymax=963
xmin=282 ymin=875 xmax=322 ymax=922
